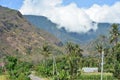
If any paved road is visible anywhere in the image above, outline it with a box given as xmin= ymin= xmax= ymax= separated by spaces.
xmin=29 ymin=74 xmax=42 ymax=80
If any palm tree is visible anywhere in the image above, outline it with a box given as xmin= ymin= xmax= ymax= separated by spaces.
xmin=110 ymin=24 xmax=120 ymax=46
xmin=42 ymin=44 xmax=51 ymax=65
xmin=42 ymin=44 xmax=51 ymax=58
xmin=95 ymin=35 xmax=109 ymax=71
xmin=41 ymin=44 xmax=51 ymax=77
xmin=66 ymin=42 xmax=83 ymax=57
xmin=109 ymin=24 xmax=120 ymax=73
xmin=66 ymin=42 xmax=83 ymax=80
xmin=96 ymin=43 xmax=102 ymax=53
xmin=42 ymin=44 xmax=58 ymax=80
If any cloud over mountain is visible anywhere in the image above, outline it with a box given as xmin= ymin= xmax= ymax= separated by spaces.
xmin=20 ymin=0 xmax=120 ymax=33
xmin=85 ymin=2 xmax=120 ymax=23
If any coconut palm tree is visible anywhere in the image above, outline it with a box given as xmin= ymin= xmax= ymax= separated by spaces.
xmin=95 ymin=35 xmax=109 ymax=71
xmin=109 ymin=24 xmax=120 ymax=72
xmin=66 ymin=42 xmax=83 ymax=80
xmin=110 ymin=24 xmax=120 ymax=46
xmin=96 ymin=43 xmax=103 ymax=54
xmin=42 ymin=44 xmax=58 ymax=80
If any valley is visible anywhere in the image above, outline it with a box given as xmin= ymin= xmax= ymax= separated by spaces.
xmin=0 ymin=5 xmax=120 ymax=80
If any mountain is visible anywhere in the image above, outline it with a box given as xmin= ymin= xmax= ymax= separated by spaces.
xmin=0 ymin=6 xmax=62 ymax=58
xmin=24 ymin=15 xmax=112 ymax=44
xmin=24 ymin=15 xmax=81 ymax=44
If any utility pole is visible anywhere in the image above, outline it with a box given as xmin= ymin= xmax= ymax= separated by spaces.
xmin=101 ymin=50 xmax=104 ymax=80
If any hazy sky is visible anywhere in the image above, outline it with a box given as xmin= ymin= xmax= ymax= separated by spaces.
xmin=0 ymin=0 xmax=120 ymax=33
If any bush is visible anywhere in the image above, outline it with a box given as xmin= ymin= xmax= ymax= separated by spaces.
xmin=5 ymin=56 xmax=32 ymax=80
xmin=114 ymin=61 xmax=120 ymax=79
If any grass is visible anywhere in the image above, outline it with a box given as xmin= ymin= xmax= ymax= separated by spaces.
xmin=79 ymin=72 xmax=117 ymax=80
xmin=81 ymin=72 xmax=112 ymax=76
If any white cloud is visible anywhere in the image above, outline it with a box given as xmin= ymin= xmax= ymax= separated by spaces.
xmin=19 ymin=0 xmax=120 ymax=33
xmin=85 ymin=2 xmax=120 ymax=23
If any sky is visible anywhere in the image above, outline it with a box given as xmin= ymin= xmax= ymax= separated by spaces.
xmin=0 ymin=0 xmax=120 ymax=10
xmin=63 ymin=0 xmax=119 ymax=8
xmin=0 ymin=0 xmax=120 ymax=33
xmin=0 ymin=0 xmax=23 ymax=10
xmin=0 ymin=0 xmax=119 ymax=10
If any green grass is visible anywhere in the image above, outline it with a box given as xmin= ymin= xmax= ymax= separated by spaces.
xmin=78 ymin=73 xmax=117 ymax=80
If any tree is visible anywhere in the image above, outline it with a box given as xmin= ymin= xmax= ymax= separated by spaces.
xmin=5 ymin=56 xmax=32 ymax=80
xmin=66 ymin=42 xmax=83 ymax=57
xmin=96 ymin=43 xmax=103 ymax=54
xmin=112 ymin=43 xmax=120 ymax=79
xmin=95 ymin=35 xmax=107 ymax=54
xmin=110 ymin=24 xmax=120 ymax=46
xmin=41 ymin=44 xmax=52 ymax=76
xmin=66 ymin=42 xmax=83 ymax=80
xmin=42 ymin=44 xmax=51 ymax=58
xmin=95 ymin=42 xmax=104 ymax=71
xmin=42 ymin=44 xmax=58 ymax=80
xmin=95 ymin=35 xmax=112 ymax=72
xmin=109 ymin=24 xmax=120 ymax=76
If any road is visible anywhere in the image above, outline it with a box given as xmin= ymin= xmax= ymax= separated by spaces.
xmin=29 ymin=74 xmax=42 ymax=80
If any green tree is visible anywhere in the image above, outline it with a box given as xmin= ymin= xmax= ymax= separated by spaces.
xmin=108 ymin=24 xmax=120 ymax=76
xmin=42 ymin=44 xmax=58 ymax=80
xmin=114 ymin=61 xmax=120 ymax=79
xmin=5 ymin=56 xmax=32 ymax=80
xmin=110 ymin=24 xmax=120 ymax=46
xmin=113 ymin=43 xmax=120 ymax=79
xmin=66 ymin=42 xmax=83 ymax=80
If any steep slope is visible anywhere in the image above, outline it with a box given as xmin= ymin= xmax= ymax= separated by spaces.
xmin=24 ymin=15 xmax=81 ymax=44
xmin=24 ymin=15 xmax=112 ymax=44
xmin=0 ymin=6 xmax=62 ymax=57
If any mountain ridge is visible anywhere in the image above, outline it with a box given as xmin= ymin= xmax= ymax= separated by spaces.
xmin=24 ymin=15 xmax=112 ymax=44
